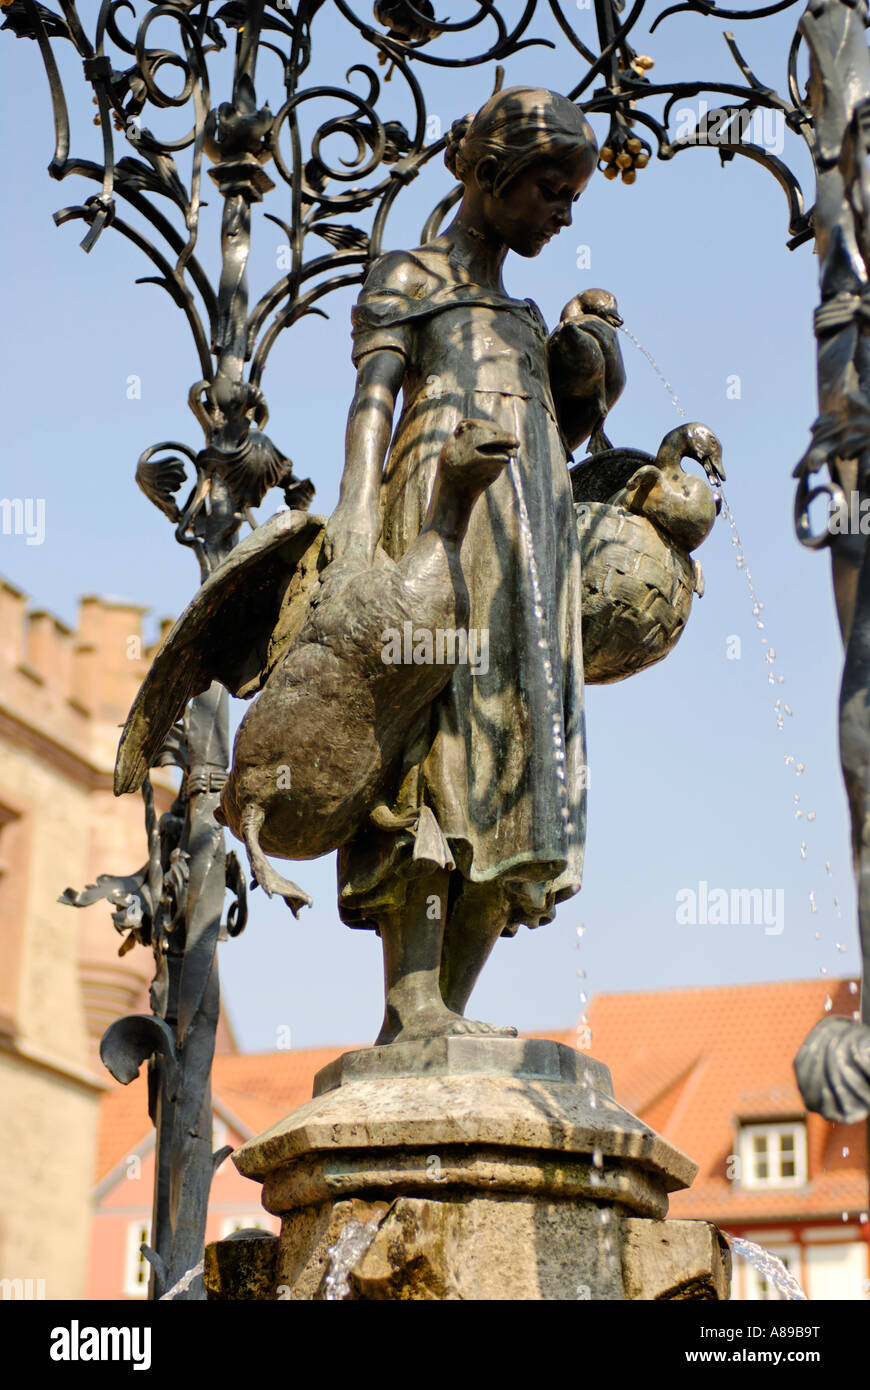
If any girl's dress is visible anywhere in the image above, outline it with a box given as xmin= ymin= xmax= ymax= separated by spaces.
xmin=338 ymin=244 xmax=587 ymax=934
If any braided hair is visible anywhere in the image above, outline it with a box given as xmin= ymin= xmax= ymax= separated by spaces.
xmin=444 ymin=87 xmax=596 ymax=195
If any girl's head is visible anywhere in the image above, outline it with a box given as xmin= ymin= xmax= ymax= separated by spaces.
xmin=445 ymin=88 xmax=598 ymax=257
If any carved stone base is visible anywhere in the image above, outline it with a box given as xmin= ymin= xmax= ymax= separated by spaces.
xmin=221 ymin=1039 xmax=731 ymax=1301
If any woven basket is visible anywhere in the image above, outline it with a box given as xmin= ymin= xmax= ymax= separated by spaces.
xmin=577 ymin=501 xmax=696 ymax=685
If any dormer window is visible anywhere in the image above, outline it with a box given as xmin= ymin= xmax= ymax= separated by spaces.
xmin=737 ymin=1121 xmax=807 ymax=1188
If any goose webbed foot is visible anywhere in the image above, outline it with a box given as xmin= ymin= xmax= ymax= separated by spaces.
xmin=241 ymin=802 xmax=312 ymax=918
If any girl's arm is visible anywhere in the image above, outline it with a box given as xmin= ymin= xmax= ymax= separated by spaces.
xmin=322 ymin=348 xmax=405 ymax=564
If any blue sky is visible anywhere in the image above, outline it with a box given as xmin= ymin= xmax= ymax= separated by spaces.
xmin=1 ymin=4 xmax=857 ymax=1052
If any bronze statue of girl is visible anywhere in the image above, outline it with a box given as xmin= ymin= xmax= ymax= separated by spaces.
xmin=323 ymin=87 xmax=625 ymax=1044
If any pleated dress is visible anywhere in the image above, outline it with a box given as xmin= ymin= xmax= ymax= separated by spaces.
xmin=337 ymin=245 xmax=587 ymax=934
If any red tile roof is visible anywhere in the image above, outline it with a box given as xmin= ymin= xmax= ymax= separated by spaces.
xmin=585 ymin=978 xmax=868 ymax=1223
xmin=95 ymin=1044 xmax=346 ymax=1183
xmin=95 ymin=979 xmax=868 ymax=1229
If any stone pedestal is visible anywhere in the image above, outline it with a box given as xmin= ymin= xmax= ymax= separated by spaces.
xmin=227 ymin=1038 xmax=730 ymax=1300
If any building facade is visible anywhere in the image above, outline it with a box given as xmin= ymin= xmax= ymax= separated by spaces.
xmin=585 ymin=978 xmax=869 ymax=1300
xmin=0 ymin=577 xmax=170 ymax=1298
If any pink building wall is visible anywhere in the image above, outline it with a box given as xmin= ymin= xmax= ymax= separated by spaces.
xmin=88 ymin=1114 xmax=278 ymax=1300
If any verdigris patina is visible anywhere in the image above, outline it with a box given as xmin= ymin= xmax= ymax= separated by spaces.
xmin=115 ymin=87 xmax=721 ymax=1048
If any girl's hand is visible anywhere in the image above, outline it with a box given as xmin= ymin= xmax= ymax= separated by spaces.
xmin=322 ymin=498 xmax=380 ymax=566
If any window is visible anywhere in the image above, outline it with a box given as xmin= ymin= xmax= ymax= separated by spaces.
xmin=738 ymin=1122 xmax=807 ymax=1188
xmin=124 ymin=1222 xmax=151 ymax=1298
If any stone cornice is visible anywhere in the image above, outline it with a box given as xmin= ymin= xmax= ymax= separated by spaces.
xmin=0 ymin=1034 xmax=109 ymax=1094
xmin=0 ymin=702 xmax=113 ymax=790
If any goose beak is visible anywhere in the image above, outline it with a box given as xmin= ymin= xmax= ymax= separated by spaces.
xmin=475 ymin=434 xmax=519 ymax=469
xmin=701 ymin=448 xmax=726 ymax=487
xmin=701 ymin=449 xmax=725 ymax=515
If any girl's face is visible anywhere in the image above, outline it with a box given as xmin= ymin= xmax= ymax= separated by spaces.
xmin=483 ymin=149 xmax=596 ymax=258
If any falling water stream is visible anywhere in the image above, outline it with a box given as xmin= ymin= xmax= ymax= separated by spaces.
xmin=322 ymin=1217 xmax=381 ymax=1300
xmin=159 ymin=1259 xmax=204 ymax=1300
xmin=727 ymin=1237 xmax=808 ymax=1300
xmin=509 ymin=452 xmax=573 ymax=835
xmin=618 ymin=324 xmax=687 ymax=420
xmin=615 ymin=327 xmax=850 ymax=990
xmin=587 ymin=328 xmax=864 ymax=1273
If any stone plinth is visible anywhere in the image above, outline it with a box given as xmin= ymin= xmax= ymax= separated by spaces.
xmin=230 ymin=1038 xmax=729 ymax=1300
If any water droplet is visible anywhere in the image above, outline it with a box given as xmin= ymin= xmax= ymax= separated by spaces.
xmin=824 ymin=995 xmax=833 ymax=1012
xmin=577 ymin=968 xmax=586 ymax=979
xmin=576 ymin=924 xmax=585 ymax=938
xmin=842 ymin=1211 xmax=850 ymax=1222
xmin=836 ymin=942 xmax=847 ymax=953
xmin=592 ymin=1148 xmax=603 ymax=1169
xmin=820 ymin=965 xmax=828 ymax=975
xmin=849 ymin=981 xmax=859 ymax=994
xmin=785 ymin=755 xmax=795 ymax=766
xmin=796 ymin=809 xmax=803 ymax=820
xmin=796 ymin=763 xmax=805 ymax=775
xmin=766 ymin=649 xmax=776 ymax=663
xmin=579 ymin=991 xmax=588 ymax=1005
xmin=825 ymin=861 xmax=833 ymax=876
xmin=784 ymin=705 xmax=793 ymax=717
xmin=757 ymin=620 xmax=765 ymax=630
xmin=807 ymin=812 xmax=816 ymax=822
xmin=853 ymin=1010 xmax=862 ymax=1022
xmin=800 ymin=842 xmax=807 ymax=859
xmin=777 ymin=675 xmax=785 ymax=683
xmin=814 ymin=931 xmax=821 ymax=940
xmin=842 ymin=1146 xmax=851 ymax=1158
xmin=861 ymin=1213 xmax=868 ymax=1224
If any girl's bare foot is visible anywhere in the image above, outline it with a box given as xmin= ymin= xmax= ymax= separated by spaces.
xmin=376 ymin=1001 xmax=516 ymax=1046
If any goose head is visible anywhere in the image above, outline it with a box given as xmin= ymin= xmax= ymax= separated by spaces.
xmin=561 ymin=288 xmax=624 ymax=328
xmin=656 ymin=423 xmax=725 ymax=492
xmin=628 ymin=423 xmax=725 ymax=552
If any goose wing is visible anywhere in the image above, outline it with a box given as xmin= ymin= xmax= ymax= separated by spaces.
xmin=114 ymin=510 xmax=325 ymax=796
xmin=569 ymin=447 xmax=656 ymax=505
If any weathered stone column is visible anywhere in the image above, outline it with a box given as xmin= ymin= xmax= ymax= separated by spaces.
xmin=223 ymin=1038 xmax=730 ymax=1301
